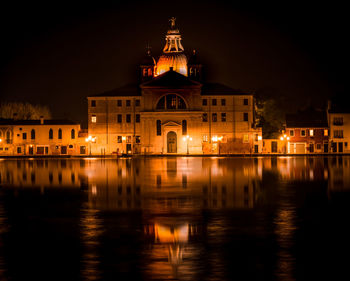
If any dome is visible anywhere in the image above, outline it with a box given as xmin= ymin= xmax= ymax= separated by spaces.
xmin=156 ymin=53 xmax=188 ymax=76
xmin=140 ymin=50 xmax=156 ymax=66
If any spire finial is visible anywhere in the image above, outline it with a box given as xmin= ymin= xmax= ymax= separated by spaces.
xmin=169 ymin=17 xmax=176 ymax=29
xmin=146 ymin=41 xmax=152 ymax=55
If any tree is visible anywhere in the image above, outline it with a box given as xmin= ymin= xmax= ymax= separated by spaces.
xmin=0 ymin=102 xmax=52 ymax=120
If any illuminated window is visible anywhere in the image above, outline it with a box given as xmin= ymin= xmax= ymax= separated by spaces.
xmin=243 ymin=134 xmax=249 ymax=143
xmin=212 ymin=99 xmax=217 ymax=106
xmin=212 ymin=113 xmax=217 ymax=122
xmin=58 ymin=129 xmax=62 ymax=139
xmin=91 ymin=100 xmax=96 ymax=107
xmin=135 ymin=99 xmax=140 ymax=106
xmin=310 ymin=129 xmax=314 ymax=136
xmin=203 ymin=135 xmax=208 ymax=142
xmin=221 ymin=99 xmax=226 ymax=106
xmin=324 ymin=129 xmax=328 ymax=136
xmin=126 ymin=114 xmax=131 ymax=123
xmin=117 ymin=114 xmax=122 ymax=123
xmin=202 ymin=99 xmax=207 ymax=106
xmin=244 ymin=98 xmax=248 ymax=105
xmin=301 ymin=130 xmax=306 ymax=136
xmin=148 ymin=68 xmax=153 ymax=76
xmin=91 ymin=115 xmax=96 ymax=123
xmin=202 ymin=113 xmax=208 ymax=122
xmin=221 ymin=113 xmax=226 ymax=122
xmin=136 ymin=114 xmax=140 ymax=123
xmin=290 ymin=130 xmax=294 ymax=136
xmin=143 ymin=68 xmax=147 ymax=76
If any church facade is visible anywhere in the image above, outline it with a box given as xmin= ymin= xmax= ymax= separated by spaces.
xmin=87 ymin=19 xmax=262 ymax=155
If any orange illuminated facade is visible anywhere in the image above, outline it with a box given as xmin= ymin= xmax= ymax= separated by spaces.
xmin=87 ymin=18 xmax=262 ymax=155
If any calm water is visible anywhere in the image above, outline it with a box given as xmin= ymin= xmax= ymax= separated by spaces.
xmin=0 ymin=156 xmax=349 ymax=281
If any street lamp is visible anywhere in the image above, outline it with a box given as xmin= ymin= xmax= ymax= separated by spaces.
xmin=182 ymin=135 xmax=192 ymax=155
xmin=280 ymin=135 xmax=290 ymax=154
xmin=85 ymin=135 xmax=96 ymax=155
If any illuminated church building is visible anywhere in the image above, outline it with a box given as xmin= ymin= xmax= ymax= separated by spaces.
xmin=87 ymin=18 xmax=262 ymax=155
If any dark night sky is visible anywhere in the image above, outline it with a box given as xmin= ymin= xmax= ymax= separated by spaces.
xmin=0 ymin=1 xmax=348 ymax=127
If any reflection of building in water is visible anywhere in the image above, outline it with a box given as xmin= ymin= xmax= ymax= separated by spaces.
xmin=0 ymin=159 xmax=88 ymax=189
xmin=262 ymin=157 xmax=329 ymax=182
xmin=143 ymin=219 xmax=201 ymax=280
xmin=86 ymin=158 xmax=262 ymax=211
xmin=328 ymin=157 xmax=350 ymax=192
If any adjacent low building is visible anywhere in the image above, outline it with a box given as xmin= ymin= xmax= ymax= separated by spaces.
xmin=285 ymin=110 xmax=329 ymax=154
xmin=328 ymin=104 xmax=350 ymax=153
xmin=0 ymin=118 xmax=87 ymax=156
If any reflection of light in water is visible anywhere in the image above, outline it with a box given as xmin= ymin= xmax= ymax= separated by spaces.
xmin=274 ymin=201 xmax=297 ymax=281
xmin=80 ymin=204 xmax=104 ymax=281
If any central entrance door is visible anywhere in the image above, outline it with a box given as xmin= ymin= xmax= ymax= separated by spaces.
xmin=167 ymin=131 xmax=177 ymax=153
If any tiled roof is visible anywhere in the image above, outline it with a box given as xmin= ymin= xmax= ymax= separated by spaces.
xmin=141 ymin=70 xmax=201 ymax=88
xmin=201 ymin=82 xmax=250 ymax=96
xmin=89 ymin=83 xmax=140 ymax=97
xmin=0 ymin=119 xmax=80 ymax=126
xmin=285 ymin=111 xmax=328 ymax=128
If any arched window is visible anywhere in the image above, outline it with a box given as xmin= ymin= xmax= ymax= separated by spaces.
xmin=71 ymin=129 xmax=75 ymax=139
xmin=58 ymin=129 xmax=62 ymax=139
xmin=148 ymin=68 xmax=153 ymax=76
xmin=182 ymin=120 xmax=187 ymax=135
xmin=156 ymin=120 xmax=161 ymax=136
xmin=6 ymin=131 xmax=11 ymax=140
xmin=31 ymin=129 xmax=35 ymax=139
xmin=156 ymin=94 xmax=187 ymax=110
xmin=49 ymin=129 xmax=53 ymax=139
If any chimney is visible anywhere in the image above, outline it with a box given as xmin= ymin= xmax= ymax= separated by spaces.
xmin=40 ymin=116 xmax=44 ymax=125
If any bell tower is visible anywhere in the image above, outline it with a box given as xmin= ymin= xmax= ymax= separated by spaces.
xmin=187 ymin=49 xmax=202 ymax=81
xmin=140 ymin=47 xmax=156 ymax=82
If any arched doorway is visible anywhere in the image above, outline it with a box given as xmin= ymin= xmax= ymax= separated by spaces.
xmin=167 ymin=131 xmax=177 ymax=153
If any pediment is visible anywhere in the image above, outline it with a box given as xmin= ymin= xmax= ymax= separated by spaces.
xmin=162 ymin=120 xmax=181 ymax=127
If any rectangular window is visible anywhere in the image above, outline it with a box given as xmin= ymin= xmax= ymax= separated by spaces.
xmin=23 ymin=133 xmax=27 ymax=140
xmin=345 ymin=142 xmax=348 ymax=148
xmin=221 ymin=113 xmax=226 ymax=122
xmin=136 ymin=136 xmax=141 ymax=144
xmin=333 ymin=117 xmax=343 ymax=125
xmin=221 ymin=99 xmax=226 ymax=106
xmin=243 ymin=134 xmax=249 ymax=143
xmin=127 ymin=136 xmax=131 ymax=143
xmin=117 ymin=100 xmax=122 ymax=107
xmin=316 ymin=143 xmax=322 ymax=150
xmin=117 ymin=136 xmax=122 ymax=143
xmin=324 ymin=129 xmax=328 ymax=136
xmin=135 ymin=99 xmax=140 ymax=106
xmin=203 ymin=135 xmax=208 ymax=142
xmin=202 ymin=113 xmax=208 ymax=122
xmin=117 ymin=114 xmax=122 ymax=123
xmin=301 ymin=130 xmax=306 ymax=136
xmin=91 ymin=100 xmax=96 ymax=107
xmin=91 ymin=115 xmax=96 ymax=123
xmin=212 ymin=113 xmax=217 ymax=122
xmin=334 ymin=130 xmax=344 ymax=138
xmin=17 ymin=147 xmax=22 ymax=154
xmin=243 ymin=113 xmax=248 ymax=121
xmin=156 ymin=120 xmax=161 ymax=136
xmin=136 ymin=114 xmax=140 ymax=123
xmin=310 ymin=129 xmax=314 ymax=136
xmin=202 ymin=99 xmax=207 ymax=106
xmin=126 ymin=114 xmax=131 ymax=123
xmin=289 ymin=130 xmax=294 ymax=136
xmin=244 ymin=98 xmax=248 ymax=105
xmin=212 ymin=99 xmax=217 ymax=106
xmin=126 ymin=100 xmax=131 ymax=107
